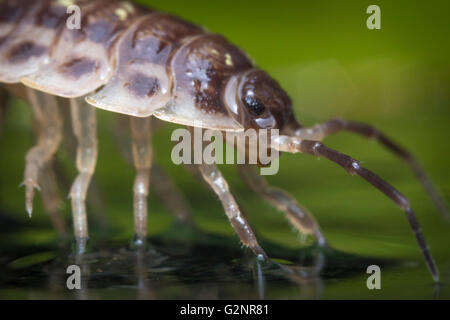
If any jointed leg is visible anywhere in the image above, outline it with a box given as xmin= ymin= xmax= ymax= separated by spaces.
xmin=237 ymin=164 xmax=326 ymax=246
xmin=113 ymin=116 xmax=192 ymax=224
xmin=69 ymin=98 xmax=98 ymax=253
xmin=59 ymin=99 xmax=106 ymax=222
xmin=23 ymin=88 xmax=62 ymax=216
xmin=198 ymin=163 xmax=267 ymax=259
xmin=294 ymin=118 xmax=449 ymax=220
xmin=130 ymin=117 xmax=152 ymax=245
xmin=25 ymin=89 xmax=65 ymax=233
xmin=274 ymin=137 xmax=439 ymax=281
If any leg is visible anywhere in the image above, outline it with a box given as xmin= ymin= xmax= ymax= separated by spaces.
xmin=23 ymin=88 xmax=62 ymax=216
xmin=237 ymin=164 xmax=326 ymax=246
xmin=59 ymin=98 xmax=106 ymax=223
xmin=294 ymin=118 xmax=449 ymax=220
xmin=278 ymin=139 xmax=439 ymax=281
xmin=130 ymin=116 xmax=151 ymax=245
xmin=114 ymin=115 xmax=192 ymax=223
xmin=69 ymin=98 xmax=98 ymax=253
xmin=197 ymin=163 xmax=267 ymax=259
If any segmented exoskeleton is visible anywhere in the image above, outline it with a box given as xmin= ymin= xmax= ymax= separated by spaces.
xmin=0 ymin=0 xmax=447 ymax=282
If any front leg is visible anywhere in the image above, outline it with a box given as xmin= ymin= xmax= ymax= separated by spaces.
xmin=197 ymin=163 xmax=267 ymax=260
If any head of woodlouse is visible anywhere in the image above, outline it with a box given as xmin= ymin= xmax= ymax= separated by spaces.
xmin=224 ymin=69 xmax=301 ymax=135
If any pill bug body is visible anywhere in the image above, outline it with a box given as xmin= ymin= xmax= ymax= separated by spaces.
xmin=0 ymin=0 xmax=447 ymax=282
xmin=1 ymin=0 xmax=287 ymax=131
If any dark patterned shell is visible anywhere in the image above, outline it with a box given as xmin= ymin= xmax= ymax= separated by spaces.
xmin=0 ymin=0 xmax=67 ymax=82
xmin=154 ymin=34 xmax=252 ymax=131
xmin=86 ymin=12 xmax=203 ymax=117
xmin=0 ymin=0 xmax=254 ymax=130
xmin=22 ymin=0 xmax=145 ymax=97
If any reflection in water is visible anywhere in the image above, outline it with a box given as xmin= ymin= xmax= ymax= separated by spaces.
xmin=276 ymin=251 xmax=325 ymax=300
xmin=49 ymin=247 xmax=328 ymax=300
xmin=250 ymin=250 xmax=325 ymax=300
xmin=252 ymin=257 xmax=265 ymax=300
xmin=2 ymin=225 xmax=442 ymax=299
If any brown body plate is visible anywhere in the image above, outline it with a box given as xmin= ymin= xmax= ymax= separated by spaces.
xmin=87 ymin=12 xmax=203 ymax=117
xmin=0 ymin=0 xmax=39 ymax=47
xmin=0 ymin=0 xmax=68 ymax=83
xmin=154 ymin=34 xmax=253 ymax=131
xmin=22 ymin=0 xmax=144 ymax=97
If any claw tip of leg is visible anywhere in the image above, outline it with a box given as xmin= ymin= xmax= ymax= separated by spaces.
xmin=26 ymin=206 xmax=33 ymax=218
xmin=432 ymin=271 xmax=440 ymax=283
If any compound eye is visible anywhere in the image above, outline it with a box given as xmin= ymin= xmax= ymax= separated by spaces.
xmin=244 ymin=96 xmax=266 ymax=116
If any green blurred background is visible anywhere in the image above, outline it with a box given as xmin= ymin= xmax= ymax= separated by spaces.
xmin=0 ymin=0 xmax=449 ymax=299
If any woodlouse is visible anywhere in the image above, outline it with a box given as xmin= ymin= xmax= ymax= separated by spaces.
xmin=0 ymin=0 xmax=447 ymax=282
